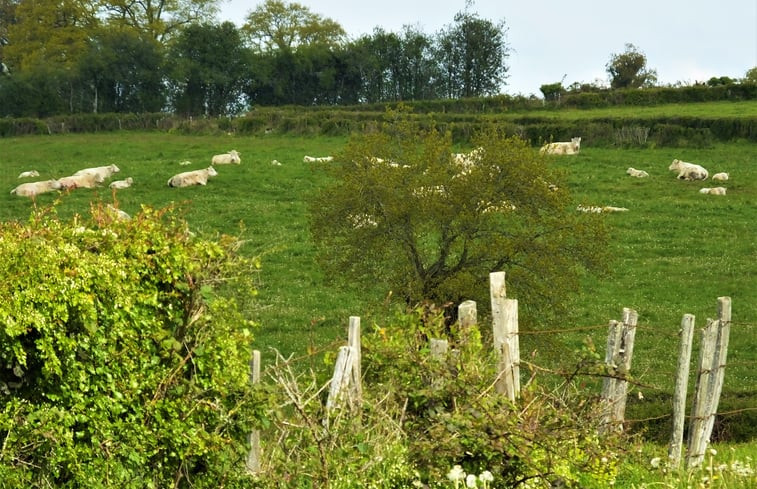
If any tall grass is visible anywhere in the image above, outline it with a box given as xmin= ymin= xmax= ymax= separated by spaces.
xmin=1 ymin=132 xmax=755 ymax=442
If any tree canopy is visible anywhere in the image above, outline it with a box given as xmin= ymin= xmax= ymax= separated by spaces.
xmin=309 ymin=108 xmax=610 ymax=322
xmin=606 ymin=43 xmax=658 ymax=89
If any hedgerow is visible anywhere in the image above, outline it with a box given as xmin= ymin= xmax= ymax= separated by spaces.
xmin=0 ymin=203 xmax=262 ymax=488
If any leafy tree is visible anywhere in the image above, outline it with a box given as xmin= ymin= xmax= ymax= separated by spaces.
xmin=606 ymin=43 xmax=657 ymax=89
xmin=77 ymin=28 xmax=166 ymax=113
xmin=167 ymin=22 xmax=251 ymax=116
xmin=4 ymin=0 xmax=98 ymax=72
xmin=0 ymin=203 xmax=261 ymax=487
xmin=743 ymin=66 xmax=757 ymax=84
xmin=242 ymin=0 xmax=346 ymax=53
xmin=309 ymin=109 xmax=610 ymax=323
xmin=435 ymin=3 xmax=509 ymax=98
xmin=540 ymin=81 xmax=565 ymax=102
xmin=102 ymin=0 xmax=220 ymax=41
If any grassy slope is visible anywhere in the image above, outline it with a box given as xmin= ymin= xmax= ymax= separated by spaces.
xmin=0 ymin=104 xmax=755 ymax=445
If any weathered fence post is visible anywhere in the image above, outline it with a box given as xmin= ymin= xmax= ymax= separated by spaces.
xmin=600 ymin=308 xmax=638 ymax=433
xmin=687 ymin=297 xmax=732 ymax=468
xmin=246 ymin=350 xmax=262 ymax=473
xmin=600 ymin=319 xmax=620 ymax=433
xmin=687 ymin=318 xmax=719 ymax=467
xmin=457 ymin=300 xmax=477 ymax=345
xmin=348 ymin=316 xmax=363 ymax=407
xmin=430 ymin=338 xmax=449 ymax=358
xmin=668 ymin=314 xmax=696 ymax=467
xmin=490 ymin=272 xmax=519 ymax=400
xmin=612 ymin=308 xmax=638 ymax=424
xmin=325 ymin=345 xmax=357 ymax=422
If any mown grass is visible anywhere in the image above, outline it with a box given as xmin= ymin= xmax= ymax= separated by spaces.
xmin=501 ymin=99 xmax=757 ymax=119
xmin=1 ymin=130 xmax=755 ymax=449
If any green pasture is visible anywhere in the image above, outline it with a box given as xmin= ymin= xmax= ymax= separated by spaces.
xmin=0 ymin=129 xmax=755 ymax=445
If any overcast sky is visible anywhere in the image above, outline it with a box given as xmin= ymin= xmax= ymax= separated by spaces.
xmin=216 ymin=0 xmax=757 ymax=96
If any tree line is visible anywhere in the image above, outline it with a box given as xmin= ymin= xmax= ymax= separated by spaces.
xmin=0 ymin=0 xmax=508 ymax=117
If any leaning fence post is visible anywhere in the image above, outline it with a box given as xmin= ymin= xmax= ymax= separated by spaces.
xmin=600 ymin=319 xmax=621 ymax=433
xmin=702 ymin=297 xmax=731 ymax=444
xmin=490 ymin=272 xmax=519 ymax=399
xmin=348 ymin=316 xmax=363 ymax=407
xmin=326 ymin=346 xmax=356 ymax=419
xmin=668 ymin=314 xmax=695 ymax=467
xmin=612 ymin=308 xmax=638 ymax=425
xmin=246 ymin=350 xmax=262 ymax=473
xmin=687 ymin=318 xmax=719 ymax=467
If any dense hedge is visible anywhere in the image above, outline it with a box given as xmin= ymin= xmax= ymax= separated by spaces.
xmin=1 ymin=85 xmax=755 ymax=147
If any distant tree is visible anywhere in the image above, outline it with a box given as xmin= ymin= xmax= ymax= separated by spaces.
xmin=242 ymin=0 xmax=346 ymax=53
xmin=167 ymin=22 xmax=250 ymax=116
xmin=77 ymin=28 xmax=166 ymax=113
xmin=706 ymin=76 xmax=735 ymax=86
xmin=540 ymin=81 xmax=565 ymax=102
xmin=5 ymin=0 xmax=98 ymax=72
xmin=0 ymin=0 xmax=16 ymax=63
xmin=102 ymin=0 xmax=220 ymax=41
xmin=743 ymin=66 xmax=757 ymax=84
xmin=309 ymin=109 xmax=610 ymax=322
xmin=435 ymin=3 xmax=509 ymax=98
xmin=606 ymin=43 xmax=657 ymax=89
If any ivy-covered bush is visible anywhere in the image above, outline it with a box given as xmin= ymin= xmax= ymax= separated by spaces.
xmin=0 ymin=203 xmax=262 ymax=488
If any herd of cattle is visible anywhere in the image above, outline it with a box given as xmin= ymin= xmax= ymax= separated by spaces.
xmin=9 ymin=141 xmax=730 ymax=215
xmin=9 ymin=150 xmax=242 ymax=199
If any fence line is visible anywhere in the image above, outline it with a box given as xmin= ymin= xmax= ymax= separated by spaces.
xmin=244 ymin=271 xmax=738 ymax=475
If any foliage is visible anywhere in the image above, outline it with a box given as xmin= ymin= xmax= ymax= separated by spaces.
xmin=242 ymin=0 xmax=347 ymax=53
xmin=308 ymin=108 xmax=610 ymax=323
xmin=539 ymin=82 xmax=565 ymax=102
xmin=435 ymin=4 xmax=509 ymax=98
xmin=167 ymin=22 xmax=251 ymax=116
xmin=102 ymin=0 xmax=221 ymax=41
xmin=606 ymin=43 xmax=658 ymax=89
xmin=0 ymin=203 xmax=262 ymax=487
xmin=360 ymin=306 xmax=626 ymax=488
xmin=249 ymin=351 xmax=418 ymax=489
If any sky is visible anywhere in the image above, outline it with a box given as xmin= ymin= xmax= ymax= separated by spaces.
xmin=217 ymin=0 xmax=757 ymax=97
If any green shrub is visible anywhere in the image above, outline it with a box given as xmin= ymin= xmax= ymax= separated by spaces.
xmin=0 ymin=203 xmax=262 ymax=488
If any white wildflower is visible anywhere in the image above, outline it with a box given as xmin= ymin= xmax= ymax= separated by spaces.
xmin=466 ymin=473 xmax=478 ymax=488
xmin=650 ymin=457 xmax=661 ymax=469
xmin=479 ymin=471 xmax=494 ymax=482
xmin=447 ymin=465 xmax=466 ymax=482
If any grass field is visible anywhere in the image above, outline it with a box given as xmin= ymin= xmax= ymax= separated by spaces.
xmin=1 ymin=125 xmax=756 ymax=447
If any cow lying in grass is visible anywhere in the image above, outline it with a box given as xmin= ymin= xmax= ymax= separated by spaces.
xmin=540 ymin=137 xmax=581 ymax=155
xmin=167 ymin=166 xmax=218 ymax=187
xmin=669 ymin=159 xmax=708 ymax=181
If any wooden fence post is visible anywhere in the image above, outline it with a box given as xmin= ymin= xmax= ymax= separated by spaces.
xmin=687 ymin=318 xmax=719 ymax=467
xmin=687 ymin=297 xmax=731 ymax=468
xmin=490 ymin=272 xmax=519 ymax=400
xmin=348 ymin=316 xmax=363 ymax=407
xmin=458 ymin=300 xmax=477 ymax=346
xmin=246 ymin=350 xmax=262 ymax=473
xmin=326 ymin=346 xmax=356 ymax=419
xmin=612 ymin=308 xmax=638 ymax=425
xmin=668 ymin=314 xmax=695 ymax=467
xmin=600 ymin=308 xmax=638 ymax=433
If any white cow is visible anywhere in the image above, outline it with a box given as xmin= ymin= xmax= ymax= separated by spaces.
xmin=18 ymin=170 xmax=40 ymax=179
xmin=668 ymin=159 xmax=708 ymax=181
xmin=699 ymin=187 xmax=727 ymax=195
xmin=212 ymin=150 xmax=241 ymax=165
xmin=540 ymin=137 xmax=581 ymax=155
xmin=11 ymin=179 xmax=62 ymax=197
xmin=73 ymin=164 xmax=120 ymax=183
xmin=626 ymin=167 xmax=649 ymax=178
xmin=109 ymin=177 xmax=134 ymax=189
xmin=711 ymin=172 xmax=729 ymax=181
xmin=58 ymin=173 xmax=99 ymax=190
xmin=303 ymin=155 xmax=334 ymax=163
xmin=167 ymin=166 xmax=218 ymax=187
